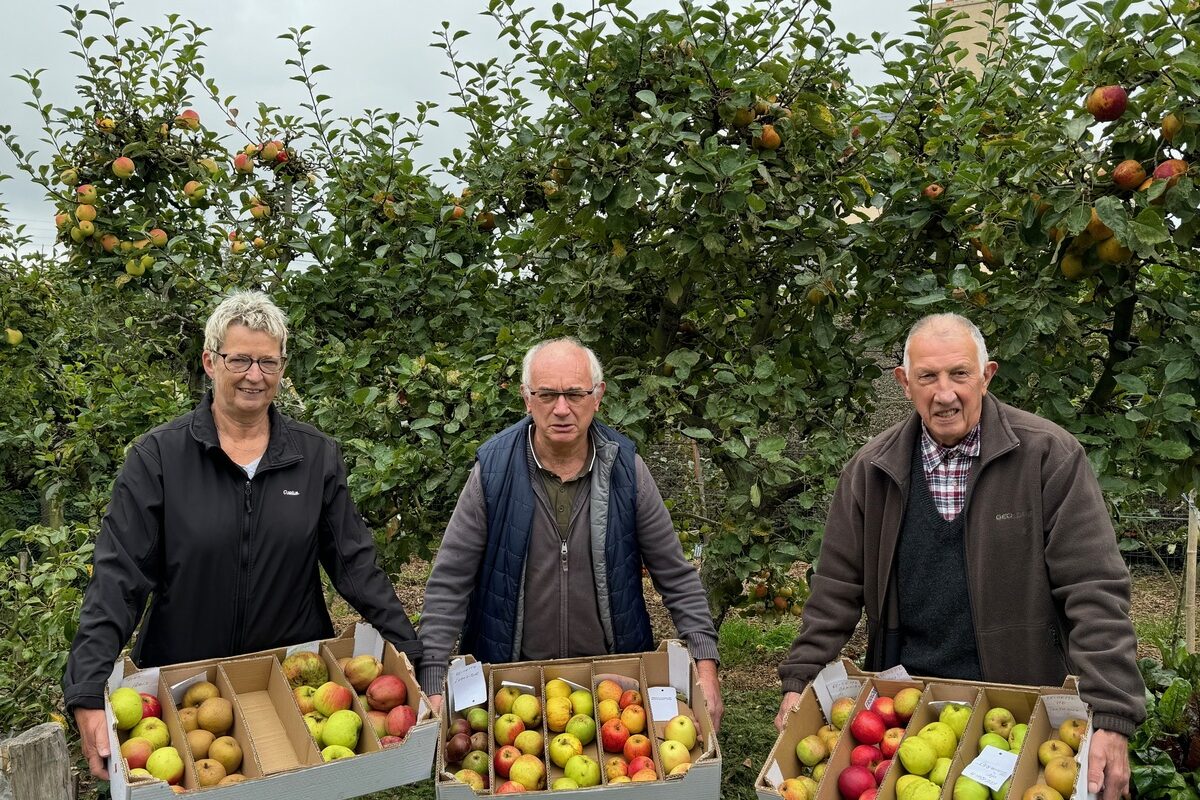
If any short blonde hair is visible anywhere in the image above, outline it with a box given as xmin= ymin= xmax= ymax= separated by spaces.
xmin=203 ymin=290 xmax=289 ymax=357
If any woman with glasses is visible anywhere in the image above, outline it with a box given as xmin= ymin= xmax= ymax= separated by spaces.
xmin=63 ymin=290 xmax=422 ymax=780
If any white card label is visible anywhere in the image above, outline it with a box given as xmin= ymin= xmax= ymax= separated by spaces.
xmin=668 ymin=640 xmax=691 ymax=703
xmin=354 ymin=622 xmax=385 ymax=660
xmin=765 ymin=760 xmax=785 ymax=788
xmin=121 ymin=668 xmax=160 ymax=695
xmin=285 ymin=640 xmax=321 ymax=657
xmin=169 ymin=671 xmax=211 ymax=707
xmin=648 ymin=686 xmax=678 ymax=722
xmin=813 ymin=660 xmax=851 ymax=720
xmin=1040 ymin=693 xmax=1089 ymax=728
xmin=876 ymin=665 xmax=912 ymax=681
xmin=500 ymin=679 xmax=536 ymax=694
xmin=448 ymin=661 xmax=487 ymax=712
xmin=962 ymin=745 xmax=1019 ymax=791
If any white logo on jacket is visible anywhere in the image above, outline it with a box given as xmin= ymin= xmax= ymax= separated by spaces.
xmin=283 ymin=490 xmax=300 ymax=496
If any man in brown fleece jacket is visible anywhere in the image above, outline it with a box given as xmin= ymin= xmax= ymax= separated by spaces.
xmin=419 ymin=338 xmax=723 ymax=728
xmin=776 ymin=314 xmax=1144 ymax=800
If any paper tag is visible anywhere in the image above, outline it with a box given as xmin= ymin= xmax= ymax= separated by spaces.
xmin=876 ymin=664 xmax=912 ymax=681
xmin=354 ymin=622 xmax=385 ymax=660
xmin=552 ymin=677 xmax=587 ymax=692
xmin=1040 ymin=693 xmax=1089 ymax=728
xmin=447 ymin=660 xmax=487 ymax=712
xmin=500 ymin=679 xmax=536 ymax=694
xmin=813 ymin=660 xmax=848 ymax=720
xmin=285 ymin=640 xmax=321 ymax=657
xmin=1076 ymin=720 xmax=1095 ymax=800
xmin=169 ymin=672 xmax=211 ymax=707
xmin=648 ymin=685 xmax=678 ymax=721
xmin=667 ymin=640 xmax=691 ymax=704
xmin=120 ymin=668 xmax=160 ymax=695
xmin=765 ymin=760 xmax=785 ymax=789
xmin=418 ymin=696 xmax=430 ymax=721
xmin=962 ymin=745 xmax=1019 ymax=791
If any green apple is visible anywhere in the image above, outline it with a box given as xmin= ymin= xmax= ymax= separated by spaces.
xmin=109 ymin=687 xmax=143 ymax=731
xmin=1008 ymin=723 xmax=1029 ymax=752
xmin=983 ymin=707 xmax=1015 ymax=739
xmin=954 ymin=775 xmax=991 ymax=800
xmin=939 ymin=703 xmax=972 ymax=739
xmin=795 ymin=734 xmax=828 ymax=767
xmin=552 ymin=777 xmax=580 ymax=790
xmin=918 ymin=721 xmax=958 ymax=758
xmin=564 ymin=753 xmax=602 ymax=787
xmin=991 ymin=777 xmax=1011 ymax=800
xmin=145 ymin=746 xmax=184 ymax=784
xmin=898 ymin=736 xmax=938 ymax=776
xmin=569 ymin=688 xmax=594 ymax=717
xmin=979 ymin=732 xmax=1009 ymax=751
xmin=564 ymin=713 xmax=596 ymax=745
xmin=664 ymin=714 xmax=698 ymax=749
xmin=929 ymin=756 xmax=952 ymax=786
xmin=321 ymin=709 xmax=361 ymax=749
xmin=322 ymin=744 xmax=356 ymax=761
xmin=549 ymin=732 xmax=583 ymax=768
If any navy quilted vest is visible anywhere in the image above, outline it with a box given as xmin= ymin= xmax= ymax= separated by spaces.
xmin=460 ymin=417 xmax=653 ymax=663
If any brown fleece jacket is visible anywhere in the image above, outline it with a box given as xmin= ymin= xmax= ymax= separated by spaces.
xmin=780 ymin=395 xmax=1146 ymax=736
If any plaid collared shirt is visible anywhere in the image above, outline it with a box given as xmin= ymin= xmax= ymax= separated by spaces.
xmin=919 ymin=424 xmax=981 ymax=520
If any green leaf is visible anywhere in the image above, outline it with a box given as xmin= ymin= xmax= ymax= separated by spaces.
xmin=681 ymin=427 xmax=713 ymax=440
xmin=755 ymin=435 xmax=787 ymax=458
xmin=635 ymin=90 xmax=657 ymax=107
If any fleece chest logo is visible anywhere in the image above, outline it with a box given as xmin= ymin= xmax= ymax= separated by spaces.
xmin=994 ymin=510 xmax=1030 ymax=521
xmin=283 ymin=489 xmax=300 ymax=496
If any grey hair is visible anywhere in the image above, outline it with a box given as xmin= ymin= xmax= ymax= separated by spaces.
xmin=203 ymin=290 xmax=289 ymax=357
xmin=521 ymin=337 xmax=604 ymax=390
xmin=901 ymin=313 xmax=989 ymax=373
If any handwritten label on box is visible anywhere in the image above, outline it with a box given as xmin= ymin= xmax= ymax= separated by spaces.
xmin=448 ymin=660 xmax=486 ymax=712
xmin=962 ymin=745 xmax=1019 ymax=791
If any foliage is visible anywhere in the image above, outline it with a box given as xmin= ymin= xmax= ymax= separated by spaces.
xmin=0 ymin=525 xmax=94 ymax=733
xmin=0 ymin=0 xmax=1197 ymax=739
xmin=1131 ymin=638 xmax=1200 ymax=798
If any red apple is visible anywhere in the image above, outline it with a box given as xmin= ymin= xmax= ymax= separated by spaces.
xmin=496 ymin=781 xmax=526 ymax=793
xmin=494 ymin=745 xmax=521 ymax=778
xmin=139 ymin=693 xmax=162 ymax=719
xmin=850 ymin=744 xmax=883 ymax=771
xmin=618 ymin=689 xmax=642 ymax=710
xmin=870 ymin=696 xmax=899 ymax=727
xmin=874 ymin=759 xmax=891 ymax=785
xmin=1112 ymin=160 xmax=1147 ymax=191
xmin=849 ymin=709 xmax=886 ymax=745
xmin=385 ymin=705 xmax=416 ymax=739
xmin=859 ymin=790 xmax=877 ymax=800
xmin=880 ymin=727 xmax=905 ymax=757
xmin=601 ymin=718 xmax=630 ymax=754
xmin=627 ymin=755 xmax=654 ymax=775
xmin=1153 ymin=158 xmax=1189 ymax=190
xmin=837 ymin=764 xmax=877 ymax=800
xmin=623 ymin=734 xmax=651 ymax=762
xmin=1086 ymin=85 xmax=1128 ymax=122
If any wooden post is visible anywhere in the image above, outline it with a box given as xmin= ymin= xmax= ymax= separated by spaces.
xmin=0 ymin=723 xmax=74 ymax=800
xmin=1186 ymin=491 xmax=1197 ymax=654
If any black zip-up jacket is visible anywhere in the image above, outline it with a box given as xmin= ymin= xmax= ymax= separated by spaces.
xmin=63 ymin=392 xmax=421 ymax=712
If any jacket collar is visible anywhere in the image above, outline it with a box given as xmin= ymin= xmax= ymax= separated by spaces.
xmin=189 ymin=391 xmax=304 ymax=471
xmin=872 ymin=394 xmax=1019 ymax=486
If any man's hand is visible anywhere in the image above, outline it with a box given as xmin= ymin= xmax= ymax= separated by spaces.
xmin=696 ymin=659 xmax=723 ymax=732
xmin=775 ymin=691 xmax=804 ymax=732
xmin=1088 ymin=729 xmax=1131 ymax=800
xmin=428 ymin=693 xmax=444 ymax=717
xmin=74 ymin=707 xmax=110 ymax=780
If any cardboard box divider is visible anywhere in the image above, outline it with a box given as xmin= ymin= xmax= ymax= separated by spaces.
xmin=436 ymin=645 xmax=721 ymax=799
xmin=107 ymin=626 xmax=438 ymax=800
xmin=868 ymin=681 xmax=979 ymax=800
xmin=437 ymin=655 xmax=493 ymax=784
xmin=754 ymin=684 xmax=835 ymax=799
xmin=321 ymin=637 xmax=424 ymax=752
xmin=542 ymin=659 xmax=602 ymax=786
xmin=1001 ymin=690 xmax=1093 ymax=800
xmin=219 ymin=655 xmax=320 ymax=774
xmin=159 ymin=660 xmax=263 ymax=789
xmin=643 ymin=649 xmax=719 ymax=770
xmin=594 ymin=656 xmax=659 ymax=781
xmin=489 ymin=661 xmax=547 ymax=788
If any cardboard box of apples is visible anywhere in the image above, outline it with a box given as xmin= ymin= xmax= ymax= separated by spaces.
xmin=103 ymin=623 xmax=439 ymax=799
xmin=435 ymin=641 xmax=720 ymax=798
xmin=756 ymin=659 xmax=1095 ymax=800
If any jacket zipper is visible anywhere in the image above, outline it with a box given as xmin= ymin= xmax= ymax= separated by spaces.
xmin=559 ymin=538 xmax=569 ymax=657
xmin=231 ymin=479 xmax=253 ymax=654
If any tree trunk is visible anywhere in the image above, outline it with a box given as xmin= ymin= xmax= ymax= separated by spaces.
xmin=0 ymin=723 xmax=74 ymax=800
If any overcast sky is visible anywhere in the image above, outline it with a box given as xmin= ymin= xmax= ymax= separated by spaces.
xmin=0 ymin=1 xmax=916 ymax=247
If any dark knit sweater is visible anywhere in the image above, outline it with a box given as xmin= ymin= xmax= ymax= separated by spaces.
xmin=896 ymin=441 xmax=982 ymax=680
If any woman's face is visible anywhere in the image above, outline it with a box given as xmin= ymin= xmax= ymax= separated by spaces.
xmin=202 ymin=324 xmax=284 ymax=421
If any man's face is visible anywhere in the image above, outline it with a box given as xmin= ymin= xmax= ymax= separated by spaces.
xmin=522 ymin=343 xmax=605 ymax=451
xmin=894 ymin=328 xmax=997 ymax=447
xmin=202 ymin=324 xmax=284 ymax=420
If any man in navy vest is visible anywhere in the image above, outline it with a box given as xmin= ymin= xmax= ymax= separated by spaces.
xmin=419 ymin=337 xmax=723 ymax=728
xmin=775 ymin=314 xmax=1143 ymax=800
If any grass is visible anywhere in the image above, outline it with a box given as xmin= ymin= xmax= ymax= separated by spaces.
xmin=718 ymin=615 xmax=800 ymax=669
